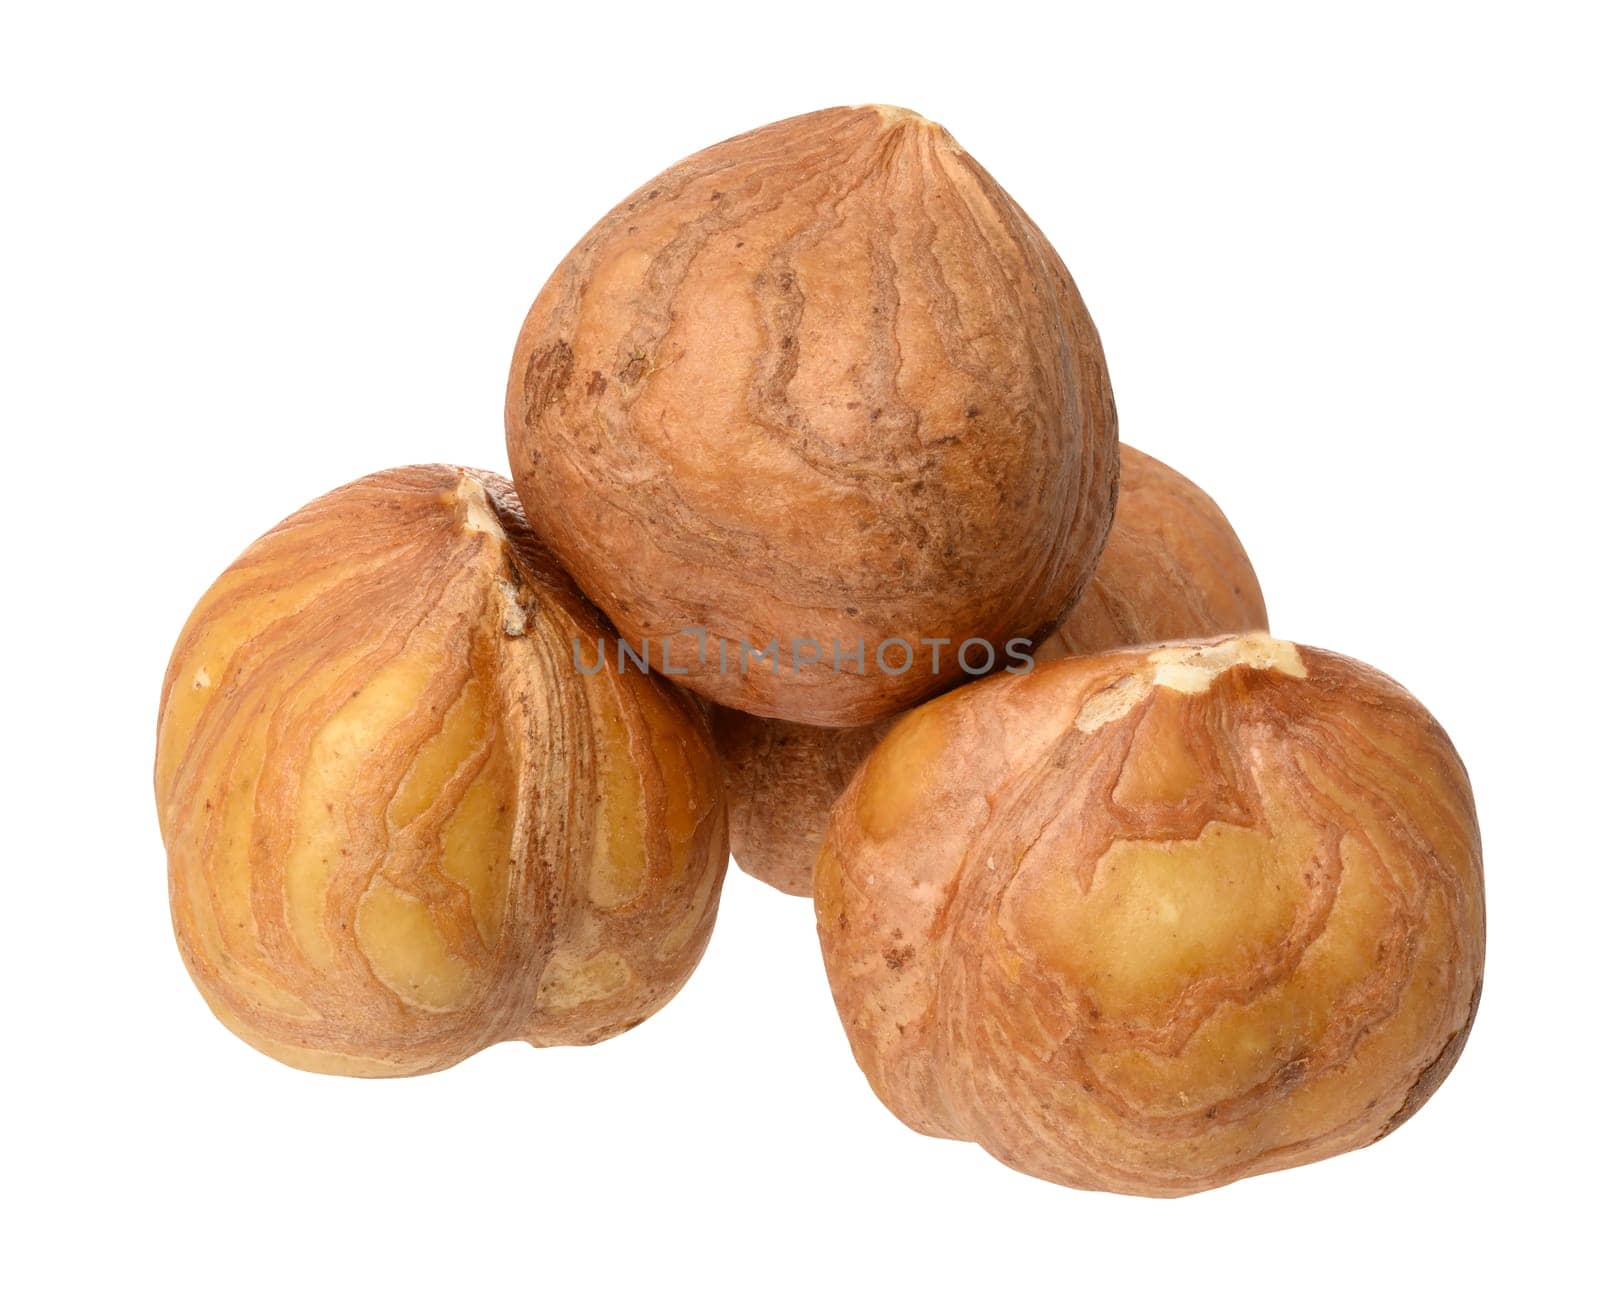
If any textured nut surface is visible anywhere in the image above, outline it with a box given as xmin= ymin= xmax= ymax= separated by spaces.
xmin=719 ymin=446 xmax=1266 ymax=895
xmin=506 ymin=104 xmax=1117 ymax=726
xmin=155 ymin=466 xmax=728 ymax=1076
xmin=814 ymin=634 xmax=1484 ymax=1195
xmin=716 ymin=711 xmax=891 ymax=896
xmin=1035 ymin=445 xmax=1266 ymax=656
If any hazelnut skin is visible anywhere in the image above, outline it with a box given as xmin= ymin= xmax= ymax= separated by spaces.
xmin=814 ymin=633 xmax=1484 ymax=1196
xmin=155 ymin=466 xmax=728 ymax=1076
xmin=1033 ymin=445 xmax=1268 ymax=657
xmin=506 ymin=104 xmax=1117 ymax=727
xmin=714 ymin=712 xmax=890 ymax=898
xmin=717 ymin=445 xmax=1267 ymax=895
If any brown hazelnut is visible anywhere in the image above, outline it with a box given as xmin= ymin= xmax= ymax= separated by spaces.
xmin=155 ymin=466 xmax=728 ymax=1076
xmin=717 ymin=445 xmax=1267 ymax=895
xmin=715 ymin=711 xmax=890 ymax=897
xmin=506 ymin=104 xmax=1117 ymax=727
xmin=814 ymin=633 xmax=1484 ymax=1195
xmin=1034 ymin=444 xmax=1267 ymax=656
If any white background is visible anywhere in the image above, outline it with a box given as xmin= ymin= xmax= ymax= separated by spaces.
xmin=4 ymin=2 xmax=1595 ymax=1297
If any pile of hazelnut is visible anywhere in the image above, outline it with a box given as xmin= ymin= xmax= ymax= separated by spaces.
xmin=156 ymin=106 xmax=1483 ymax=1197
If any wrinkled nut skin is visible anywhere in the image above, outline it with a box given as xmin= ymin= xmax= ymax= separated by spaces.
xmin=814 ymin=634 xmax=1484 ymax=1196
xmin=155 ymin=466 xmax=728 ymax=1077
xmin=716 ymin=711 xmax=891 ymax=896
xmin=719 ymin=446 xmax=1266 ymax=895
xmin=506 ymin=105 xmax=1118 ymax=727
xmin=1034 ymin=445 xmax=1266 ymax=657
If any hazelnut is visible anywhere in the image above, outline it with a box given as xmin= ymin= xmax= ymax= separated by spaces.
xmin=506 ymin=104 xmax=1117 ymax=727
xmin=718 ymin=445 xmax=1267 ymax=895
xmin=155 ymin=466 xmax=728 ymax=1076
xmin=1034 ymin=445 xmax=1267 ymax=656
xmin=716 ymin=711 xmax=889 ymax=897
xmin=814 ymin=633 xmax=1484 ymax=1195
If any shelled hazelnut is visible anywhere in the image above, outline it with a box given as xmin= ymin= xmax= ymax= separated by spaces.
xmin=155 ymin=466 xmax=728 ymax=1076
xmin=815 ymin=633 xmax=1484 ymax=1195
xmin=507 ymin=104 xmax=1117 ymax=726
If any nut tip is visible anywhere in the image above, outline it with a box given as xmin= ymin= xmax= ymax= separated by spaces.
xmin=853 ymin=103 xmax=959 ymax=144
xmin=1148 ymin=633 xmax=1306 ymax=695
xmin=451 ymin=471 xmax=508 ymax=543
xmin=855 ymin=102 xmax=925 ymax=122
